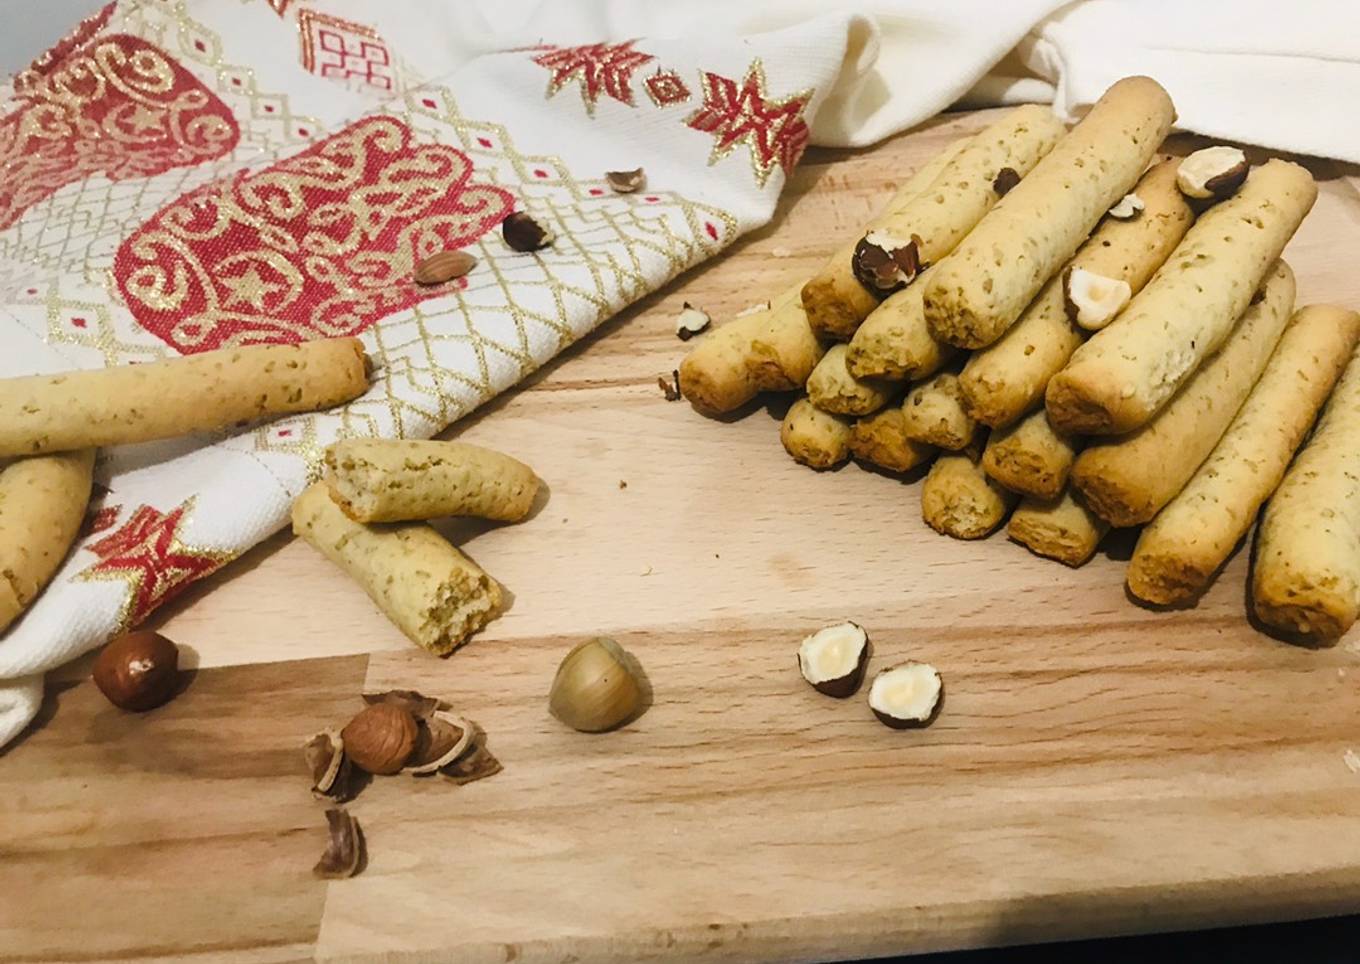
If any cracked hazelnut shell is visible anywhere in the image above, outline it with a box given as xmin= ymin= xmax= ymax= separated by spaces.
xmin=92 ymin=631 xmax=180 ymax=712
xmin=340 ymin=703 xmax=418 ymax=775
xmin=797 ymin=622 xmax=871 ymax=698
xmin=314 ymin=808 xmax=363 ymax=879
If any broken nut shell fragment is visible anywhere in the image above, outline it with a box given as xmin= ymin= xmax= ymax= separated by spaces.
xmin=502 ymin=211 xmax=555 ymax=252
xmin=797 ymin=621 xmax=871 ymax=698
xmin=868 ymin=662 xmax=943 ymax=729
xmin=303 ymin=729 xmax=356 ymax=803
xmin=1063 ymin=267 xmax=1132 ymax=331
xmin=851 ymin=230 xmax=923 ymax=296
xmin=1107 ymin=193 xmax=1144 ymax=220
xmin=314 ymin=808 xmax=363 ymax=879
xmin=405 ymin=711 xmax=476 ymax=775
xmin=676 ymin=302 xmax=711 ymax=341
xmin=1176 ymin=146 xmax=1249 ymax=201
xmin=605 ymin=168 xmax=646 ymax=193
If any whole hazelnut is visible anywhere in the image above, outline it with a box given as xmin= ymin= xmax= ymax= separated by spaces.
xmin=549 ymin=637 xmax=643 ymax=733
xmin=93 ymin=631 xmax=180 ymax=711
xmin=340 ymin=703 xmax=419 ymax=775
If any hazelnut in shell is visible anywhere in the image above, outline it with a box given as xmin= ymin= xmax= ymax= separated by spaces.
xmin=868 ymin=662 xmax=943 ymax=729
xmin=92 ymin=631 xmax=180 ymax=712
xmin=340 ymin=703 xmax=419 ymax=775
xmin=549 ymin=637 xmax=643 ymax=732
xmin=797 ymin=621 xmax=870 ymax=698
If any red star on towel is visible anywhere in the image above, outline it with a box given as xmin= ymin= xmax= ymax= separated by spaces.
xmin=685 ymin=59 xmax=812 ymax=188
xmin=532 ymin=40 xmax=655 ymax=115
xmin=78 ymin=499 xmax=232 ymax=630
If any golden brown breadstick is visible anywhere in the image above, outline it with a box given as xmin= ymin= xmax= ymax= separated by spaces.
xmin=0 ymin=450 xmax=94 ymax=631
xmin=981 ymin=409 xmax=1077 ymax=499
xmin=325 ymin=439 xmax=540 ymax=524
xmin=920 ymin=438 xmax=1017 ymax=539
xmin=803 ymin=105 xmax=1065 ymax=340
xmin=1008 ymin=489 xmax=1109 ymax=567
xmin=848 ymin=407 xmax=935 ymax=473
xmin=678 ymin=136 xmax=972 ymax=415
xmin=1047 ymin=159 xmax=1317 ymax=435
xmin=0 ymin=339 xmax=368 ymax=457
xmin=805 ymin=344 xmax=897 ymax=416
xmin=925 ymin=77 xmax=1176 ymax=349
xmin=292 ymin=482 xmax=502 ymax=656
xmin=1072 ymin=261 xmax=1294 ymax=527
xmin=901 ymin=371 xmax=977 ymax=450
xmin=1252 ymin=336 xmax=1360 ymax=643
xmin=781 ymin=398 xmax=852 ymax=470
xmin=959 ymin=159 xmax=1193 ymax=427
xmin=846 ymin=265 xmax=960 ymax=381
xmin=1127 ymin=305 xmax=1360 ymax=606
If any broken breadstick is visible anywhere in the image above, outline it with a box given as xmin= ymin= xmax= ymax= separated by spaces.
xmin=959 ymin=159 xmax=1193 ymax=427
xmin=679 ymin=136 xmax=972 ymax=415
xmin=981 ymin=409 xmax=1077 ymax=500
xmin=0 ymin=449 xmax=94 ymax=632
xmin=920 ymin=438 xmax=1017 ymax=539
xmin=325 ymin=439 xmax=540 ymax=524
xmin=1071 ymin=260 xmax=1294 ymax=528
xmin=0 ymin=339 xmax=368 ymax=458
xmin=925 ymin=76 xmax=1176 ymax=349
xmin=1252 ymin=337 xmax=1360 ymax=643
xmin=901 ymin=371 xmax=977 ymax=450
xmin=781 ymin=398 xmax=852 ymax=470
xmin=846 ymin=264 xmax=959 ymax=381
xmin=805 ymin=344 xmax=897 ymax=416
xmin=848 ymin=407 xmax=935 ymax=473
xmin=292 ymin=483 xmax=502 ymax=656
xmin=1047 ymin=159 xmax=1317 ymax=435
xmin=1007 ymin=489 xmax=1109 ymax=567
xmin=803 ymin=105 xmax=1065 ymax=341
xmin=1129 ymin=305 xmax=1360 ymax=606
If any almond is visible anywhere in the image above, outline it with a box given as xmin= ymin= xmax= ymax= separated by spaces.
xmin=413 ymin=250 xmax=476 ymax=286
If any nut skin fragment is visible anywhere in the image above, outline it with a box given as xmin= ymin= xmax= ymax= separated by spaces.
xmin=797 ymin=622 xmax=871 ymax=699
xmin=780 ymin=397 xmax=852 ymax=470
xmin=361 ymin=689 xmax=444 ymax=720
xmin=314 ymin=809 xmax=363 ymax=880
xmin=413 ymin=250 xmax=476 ymax=286
xmin=341 ymin=703 xmax=419 ymax=776
xmin=805 ymin=344 xmax=897 ymax=417
xmin=1176 ymin=146 xmax=1248 ymax=201
xmin=868 ymin=662 xmax=944 ymax=729
xmin=92 ymin=631 xmax=180 ymax=712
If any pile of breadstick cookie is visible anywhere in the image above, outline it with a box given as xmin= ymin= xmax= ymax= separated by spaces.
xmin=0 ymin=336 xmax=537 ymax=654
xmin=679 ymin=75 xmax=1360 ymax=646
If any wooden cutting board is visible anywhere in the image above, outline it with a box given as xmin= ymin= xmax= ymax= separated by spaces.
xmin=4 ymin=109 xmax=1360 ymax=964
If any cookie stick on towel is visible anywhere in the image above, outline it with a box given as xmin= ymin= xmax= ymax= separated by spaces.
xmin=0 ymin=339 xmax=369 ymax=458
xmin=802 ymin=105 xmax=1066 ymax=340
xmin=1071 ymin=260 xmax=1295 ymax=528
xmin=781 ymin=398 xmax=853 ymax=470
xmin=1047 ymin=159 xmax=1317 ymax=435
xmin=0 ymin=450 xmax=94 ymax=632
xmin=1127 ymin=305 xmax=1360 ymax=606
xmin=925 ymin=76 xmax=1176 ymax=350
xmin=679 ymin=136 xmax=972 ymax=416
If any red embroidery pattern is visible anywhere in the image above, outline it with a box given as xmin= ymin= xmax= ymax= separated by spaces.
xmin=12 ymin=1 xmax=116 ymax=95
xmin=78 ymin=501 xmax=231 ymax=629
xmin=298 ymin=9 xmax=394 ymax=92
xmin=644 ymin=69 xmax=691 ymax=108
xmin=0 ymin=34 xmax=239 ymax=233
xmin=685 ymin=60 xmax=812 ymax=188
xmin=532 ymin=41 xmax=654 ymax=115
xmin=114 ymin=115 xmax=515 ymax=353
xmin=84 ymin=504 xmax=122 ymax=538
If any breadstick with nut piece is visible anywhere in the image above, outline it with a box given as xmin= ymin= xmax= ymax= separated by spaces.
xmin=292 ymin=483 xmax=502 ymax=656
xmin=1129 ymin=305 xmax=1360 ymax=606
xmin=1047 ymin=159 xmax=1317 ymax=435
xmin=901 ymin=370 xmax=977 ymax=450
xmin=678 ymin=137 xmax=971 ymax=415
xmin=848 ymin=408 xmax=935 ymax=473
xmin=1252 ymin=338 xmax=1360 ymax=643
xmin=1008 ymin=489 xmax=1109 ymax=567
xmin=981 ymin=409 xmax=1076 ymax=500
xmin=1072 ymin=260 xmax=1294 ymax=528
xmin=803 ymin=105 xmax=1066 ymax=341
xmin=325 ymin=439 xmax=540 ymax=524
xmin=0 ymin=449 xmax=94 ymax=632
xmin=0 ymin=339 xmax=368 ymax=458
xmin=925 ymin=77 xmax=1176 ymax=350
xmin=805 ymin=344 xmax=897 ymax=416
xmin=920 ymin=438 xmax=1017 ymax=539
xmin=781 ymin=398 xmax=852 ymax=470
xmin=846 ymin=264 xmax=959 ymax=381
xmin=960 ymin=159 xmax=1193 ymax=427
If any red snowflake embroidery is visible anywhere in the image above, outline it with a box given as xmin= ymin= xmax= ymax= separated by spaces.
xmin=644 ymin=68 xmax=691 ymax=108
xmin=83 ymin=504 xmax=122 ymax=537
xmin=685 ymin=60 xmax=812 ymax=188
xmin=532 ymin=40 xmax=654 ymax=115
xmin=79 ymin=501 xmax=231 ymax=629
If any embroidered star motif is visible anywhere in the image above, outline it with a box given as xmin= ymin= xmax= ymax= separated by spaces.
xmin=122 ymin=104 xmax=165 ymax=137
xmin=531 ymin=41 xmax=655 ymax=115
xmin=684 ymin=60 xmax=812 ymax=188
xmin=219 ymin=265 xmax=288 ymax=311
xmin=78 ymin=499 xmax=231 ymax=630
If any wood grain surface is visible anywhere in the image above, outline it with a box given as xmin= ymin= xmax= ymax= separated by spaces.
xmin=4 ymin=109 xmax=1360 ymax=964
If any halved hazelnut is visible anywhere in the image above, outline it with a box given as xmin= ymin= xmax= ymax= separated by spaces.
xmin=313 ymin=808 xmax=363 ymax=879
xmin=1107 ymin=193 xmax=1144 ymax=220
xmin=406 ymin=711 xmax=475 ymax=775
xmin=868 ymin=662 xmax=943 ymax=729
xmin=303 ymin=729 xmax=356 ymax=803
xmin=1063 ymin=267 xmax=1131 ymax=331
xmin=851 ymin=230 xmax=922 ymax=296
xmin=676 ymin=302 xmax=711 ymax=341
xmin=798 ymin=621 xmax=870 ymax=698
xmin=1176 ymin=146 xmax=1248 ymax=201
xmin=606 ymin=168 xmax=646 ymax=194
xmin=992 ymin=166 xmax=1020 ymax=197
